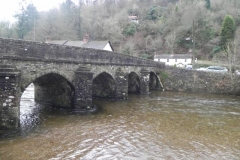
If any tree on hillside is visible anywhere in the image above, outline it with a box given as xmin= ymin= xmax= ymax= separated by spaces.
xmin=30 ymin=0 xmax=81 ymax=41
xmin=15 ymin=2 xmax=38 ymax=39
xmin=146 ymin=6 xmax=160 ymax=21
xmin=123 ymin=23 xmax=137 ymax=36
xmin=225 ymin=41 xmax=236 ymax=78
xmin=206 ymin=0 xmax=211 ymax=9
xmin=0 ymin=21 xmax=16 ymax=38
xmin=32 ymin=9 xmax=60 ymax=41
xmin=220 ymin=15 xmax=236 ymax=46
xmin=165 ymin=31 xmax=176 ymax=54
xmin=104 ymin=0 xmax=117 ymax=17
xmin=219 ymin=15 xmax=237 ymax=77
xmin=60 ymin=0 xmax=82 ymax=39
xmin=16 ymin=0 xmax=240 ymax=60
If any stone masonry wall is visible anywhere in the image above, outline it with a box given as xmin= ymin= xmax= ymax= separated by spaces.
xmin=0 ymin=38 xmax=164 ymax=68
xmin=0 ymin=65 xmax=21 ymax=129
xmin=159 ymin=67 xmax=240 ymax=95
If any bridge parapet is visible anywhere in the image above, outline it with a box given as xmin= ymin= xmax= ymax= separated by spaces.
xmin=0 ymin=38 xmax=164 ymax=68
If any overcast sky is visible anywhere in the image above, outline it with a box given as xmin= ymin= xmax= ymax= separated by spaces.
xmin=0 ymin=0 xmax=73 ymax=22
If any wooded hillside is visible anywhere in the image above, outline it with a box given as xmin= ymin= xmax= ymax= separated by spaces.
xmin=1 ymin=0 xmax=240 ymax=62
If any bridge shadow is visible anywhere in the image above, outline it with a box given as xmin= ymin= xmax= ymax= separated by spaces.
xmin=149 ymin=72 xmax=162 ymax=91
xmin=14 ymin=73 xmax=77 ymax=136
xmin=0 ymin=70 xmax=163 ymax=137
xmin=93 ymin=72 xmax=116 ymax=100
xmin=33 ymin=73 xmax=75 ymax=108
xmin=128 ymin=72 xmax=141 ymax=94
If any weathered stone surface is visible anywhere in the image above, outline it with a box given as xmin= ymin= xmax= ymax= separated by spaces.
xmin=160 ymin=66 xmax=240 ymax=95
xmin=0 ymin=38 xmax=164 ymax=129
xmin=93 ymin=72 xmax=115 ymax=99
xmin=139 ymin=68 xmax=150 ymax=94
xmin=115 ymin=68 xmax=128 ymax=99
xmin=149 ymin=72 xmax=162 ymax=91
xmin=128 ymin=72 xmax=140 ymax=94
xmin=0 ymin=38 xmax=164 ymax=68
xmin=73 ymin=67 xmax=93 ymax=110
xmin=0 ymin=65 xmax=20 ymax=129
xmin=34 ymin=73 xmax=74 ymax=108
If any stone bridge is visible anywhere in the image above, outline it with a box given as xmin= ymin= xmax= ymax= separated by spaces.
xmin=0 ymin=38 xmax=164 ymax=129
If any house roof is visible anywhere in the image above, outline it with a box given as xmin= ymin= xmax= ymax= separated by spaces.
xmin=65 ymin=41 xmax=85 ymax=47
xmin=81 ymin=41 xmax=110 ymax=50
xmin=154 ymin=54 xmax=192 ymax=59
xmin=47 ymin=40 xmax=68 ymax=45
xmin=46 ymin=40 xmax=114 ymax=51
xmin=128 ymin=16 xmax=138 ymax=20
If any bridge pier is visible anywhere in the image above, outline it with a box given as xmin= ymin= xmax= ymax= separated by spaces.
xmin=115 ymin=68 xmax=128 ymax=99
xmin=0 ymin=65 xmax=21 ymax=129
xmin=73 ymin=66 xmax=94 ymax=111
xmin=140 ymin=69 xmax=150 ymax=94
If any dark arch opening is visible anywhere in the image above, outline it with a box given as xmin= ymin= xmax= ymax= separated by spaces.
xmin=19 ymin=74 xmax=74 ymax=132
xmin=93 ymin=72 xmax=116 ymax=99
xmin=128 ymin=72 xmax=140 ymax=94
xmin=149 ymin=72 xmax=161 ymax=91
xmin=33 ymin=73 xmax=75 ymax=108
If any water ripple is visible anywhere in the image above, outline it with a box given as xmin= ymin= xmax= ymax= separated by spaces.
xmin=0 ymin=89 xmax=240 ymax=159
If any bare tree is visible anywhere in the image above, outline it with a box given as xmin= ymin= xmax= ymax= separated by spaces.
xmin=165 ymin=31 xmax=176 ymax=54
xmin=225 ymin=41 xmax=236 ymax=80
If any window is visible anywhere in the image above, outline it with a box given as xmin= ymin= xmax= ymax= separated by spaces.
xmin=185 ymin=59 xmax=187 ymax=62
xmin=175 ymin=59 xmax=177 ymax=62
xmin=167 ymin=59 xmax=169 ymax=62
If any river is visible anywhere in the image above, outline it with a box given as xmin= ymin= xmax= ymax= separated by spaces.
xmin=0 ymin=84 xmax=240 ymax=159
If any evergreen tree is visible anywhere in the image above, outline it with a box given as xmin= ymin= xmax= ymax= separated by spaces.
xmin=60 ymin=0 xmax=74 ymax=14
xmin=146 ymin=6 xmax=159 ymax=21
xmin=60 ymin=0 xmax=82 ymax=39
xmin=205 ymin=0 xmax=210 ymax=9
xmin=220 ymin=15 xmax=236 ymax=46
xmin=123 ymin=23 xmax=137 ymax=36
xmin=15 ymin=2 xmax=38 ymax=39
xmin=220 ymin=15 xmax=237 ymax=76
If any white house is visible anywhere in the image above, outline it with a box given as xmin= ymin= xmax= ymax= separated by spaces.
xmin=128 ymin=15 xmax=139 ymax=24
xmin=154 ymin=54 xmax=193 ymax=67
xmin=46 ymin=34 xmax=114 ymax=52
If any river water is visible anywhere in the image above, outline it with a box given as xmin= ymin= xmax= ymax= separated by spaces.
xmin=0 ymin=84 xmax=240 ymax=159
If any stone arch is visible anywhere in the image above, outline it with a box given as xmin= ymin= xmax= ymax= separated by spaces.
xmin=93 ymin=72 xmax=116 ymax=99
xmin=128 ymin=72 xmax=140 ymax=94
xmin=92 ymin=66 xmax=115 ymax=80
xmin=149 ymin=71 xmax=163 ymax=90
xmin=21 ymin=70 xmax=73 ymax=93
xmin=31 ymin=73 xmax=75 ymax=108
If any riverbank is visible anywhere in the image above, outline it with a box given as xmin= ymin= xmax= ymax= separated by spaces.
xmin=159 ymin=66 xmax=240 ymax=95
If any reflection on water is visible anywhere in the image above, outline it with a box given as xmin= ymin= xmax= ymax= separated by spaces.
xmin=0 ymin=84 xmax=240 ymax=159
xmin=20 ymin=83 xmax=41 ymax=132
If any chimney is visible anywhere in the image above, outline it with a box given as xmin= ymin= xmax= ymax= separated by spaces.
xmin=45 ymin=36 xmax=51 ymax=43
xmin=83 ymin=34 xmax=89 ymax=43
